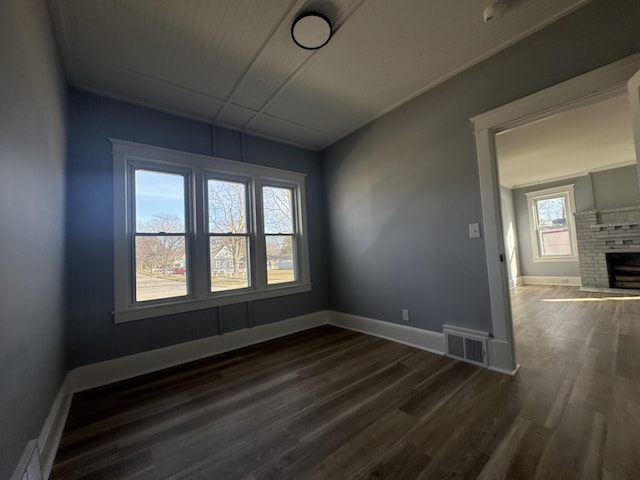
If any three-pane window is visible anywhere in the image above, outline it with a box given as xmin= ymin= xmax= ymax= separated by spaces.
xmin=112 ymin=140 xmax=311 ymax=323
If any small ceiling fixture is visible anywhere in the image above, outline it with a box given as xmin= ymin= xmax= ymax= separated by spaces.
xmin=291 ymin=12 xmax=332 ymax=50
xmin=483 ymin=1 xmax=507 ymax=23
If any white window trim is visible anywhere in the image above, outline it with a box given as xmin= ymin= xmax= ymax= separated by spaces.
xmin=525 ymin=184 xmax=578 ymax=263
xmin=111 ymin=139 xmax=311 ymax=323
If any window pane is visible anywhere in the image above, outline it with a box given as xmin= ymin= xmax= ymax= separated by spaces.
xmin=539 ymin=227 xmax=571 ymax=255
xmin=536 ymin=196 xmax=571 ymax=256
xmin=135 ymin=170 xmax=185 ymax=233
xmin=210 ymin=236 xmax=249 ymax=292
xmin=263 ymin=186 xmax=294 ymax=234
xmin=535 ymin=197 xmax=566 ymax=227
xmin=266 ymin=235 xmax=296 ymax=284
xmin=208 ymin=179 xmax=247 ymax=233
xmin=135 ymin=235 xmax=187 ymax=301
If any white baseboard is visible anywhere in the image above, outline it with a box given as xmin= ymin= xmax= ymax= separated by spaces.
xmin=15 ymin=311 xmax=328 ymax=480
xmin=68 ymin=309 xmax=518 ymax=394
xmin=18 ymin=308 xmax=520 ymax=479
xmin=580 ymin=286 xmax=640 ymax=295
xmin=487 ymin=338 xmax=520 ymax=375
xmin=510 ymin=276 xmax=524 ymax=288
xmin=68 ymin=310 xmax=328 ymax=393
xmin=329 ymin=311 xmax=519 ymax=375
xmin=328 ymin=311 xmax=445 ymax=355
xmin=13 ymin=376 xmax=73 ymax=480
xmin=11 ymin=439 xmax=41 ymax=480
xmin=521 ymin=275 xmax=581 ymax=286
xmin=37 ymin=377 xmax=72 ymax=480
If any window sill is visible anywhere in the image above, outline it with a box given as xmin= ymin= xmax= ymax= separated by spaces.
xmin=113 ymin=283 xmax=312 ymax=323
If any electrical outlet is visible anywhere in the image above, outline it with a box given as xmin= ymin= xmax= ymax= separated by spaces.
xmin=402 ymin=309 xmax=410 ymax=322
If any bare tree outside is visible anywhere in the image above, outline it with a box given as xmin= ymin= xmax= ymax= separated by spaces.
xmin=208 ymin=180 xmax=249 ymax=290
xmin=535 ymin=196 xmax=571 ymax=255
xmin=263 ymin=186 xmax=296 ymax=284
xmin=135 ymin=214 xmax=185 ymax=275
xmin=263 ymin=186 xmax=293 ymax=233
xmin=134 ymin=169 xmax=188 ymax=301
xmin=535 ymin=197 xmax=566 ymax=227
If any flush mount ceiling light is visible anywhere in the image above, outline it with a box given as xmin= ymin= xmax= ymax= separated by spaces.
xmin=291 ymin=12 xmax=332 ymax=50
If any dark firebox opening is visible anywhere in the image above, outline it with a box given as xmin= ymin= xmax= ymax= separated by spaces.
xmin=607 ymin=252 xmax=640 ymax=289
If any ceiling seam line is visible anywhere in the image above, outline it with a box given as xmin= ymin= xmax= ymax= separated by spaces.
xmin=214 ymin=0 xmax=301 ymax=126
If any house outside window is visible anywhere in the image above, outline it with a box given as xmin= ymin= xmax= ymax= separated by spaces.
xmin=525 ymin=184 xmax=578 ymax=262
xmin=112 ymin=139 xmax=311 ymax=323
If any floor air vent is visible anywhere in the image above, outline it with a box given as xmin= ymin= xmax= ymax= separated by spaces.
xmin=443 ymin=325 xmax=489 ymax=367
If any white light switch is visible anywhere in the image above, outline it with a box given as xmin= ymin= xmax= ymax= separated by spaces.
xmin=469 ymin=223 xmax=481 ymax=238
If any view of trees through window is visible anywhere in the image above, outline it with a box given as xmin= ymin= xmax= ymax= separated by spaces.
xmin=132 ymin=169 xmax=297 ymax=302
xmin=208 ymin=179 xmax=250 ymax=292
xmin=134 ymin=170 xmax=188 ymax=302
xmin=263 ymin=186 xmax=296 ymax=284
xmin=534 ymin=195 xmax=571 ymax=256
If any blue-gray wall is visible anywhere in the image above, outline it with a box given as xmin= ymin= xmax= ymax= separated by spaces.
xmin=323 ymin=0 xmax=640 ymax=334
xmin=592 ymin=163 xmax=640 ymax=210
xmin=500 ymin=186 xmax=521 ymax=286
xmin=0 ymin=0 xmax=67 ymax=478
xmin=65 ymin=90 xmax=327 ymax=368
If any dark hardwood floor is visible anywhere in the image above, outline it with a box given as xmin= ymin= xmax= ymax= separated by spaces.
xmin=51 ymin=286 xmax=640 ymax=479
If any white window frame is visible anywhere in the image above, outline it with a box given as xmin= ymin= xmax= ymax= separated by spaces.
xmin=112 ymin=139 xmax=311 ymax=323
xmin=525 ymin=184 xmax=578 ymax=263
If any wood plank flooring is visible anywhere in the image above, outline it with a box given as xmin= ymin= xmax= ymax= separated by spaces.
xmin=51 ymin=286 xmax=640 ymax=479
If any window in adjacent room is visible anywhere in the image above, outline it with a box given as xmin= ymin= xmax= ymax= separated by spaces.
xmin=525 ymin=184 xmax=578 ymax=262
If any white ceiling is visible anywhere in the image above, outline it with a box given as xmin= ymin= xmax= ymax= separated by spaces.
xmin=496 ymin=93 xmax=636 ymax=189
xmin=48 ymin=0 xmax=590 ymax=151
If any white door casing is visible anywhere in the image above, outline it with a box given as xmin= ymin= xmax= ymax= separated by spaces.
xmin=471 ymin=53 xmax=640 ymax=375
xmin=628 ymin=68 xmax=640 ymax=193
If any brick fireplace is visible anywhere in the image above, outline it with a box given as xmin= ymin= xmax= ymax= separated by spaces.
xmin=574 ymin=206 xmax=640 ymax=291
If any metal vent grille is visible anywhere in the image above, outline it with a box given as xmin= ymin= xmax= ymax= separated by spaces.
xmin=464 ymin=337 xmax=484 ymax=364
xmin=443 ymin=325 xmax=489 ymax=367
xmin=446 ymin=333 xmax=465 ymax=358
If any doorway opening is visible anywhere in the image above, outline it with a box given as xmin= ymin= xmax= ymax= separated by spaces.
xmin=471 ymin=52 xmax=640 ymax=374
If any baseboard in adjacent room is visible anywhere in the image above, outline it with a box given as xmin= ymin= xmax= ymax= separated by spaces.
xmin=521 ymin=276 xmax=581 ymax=286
